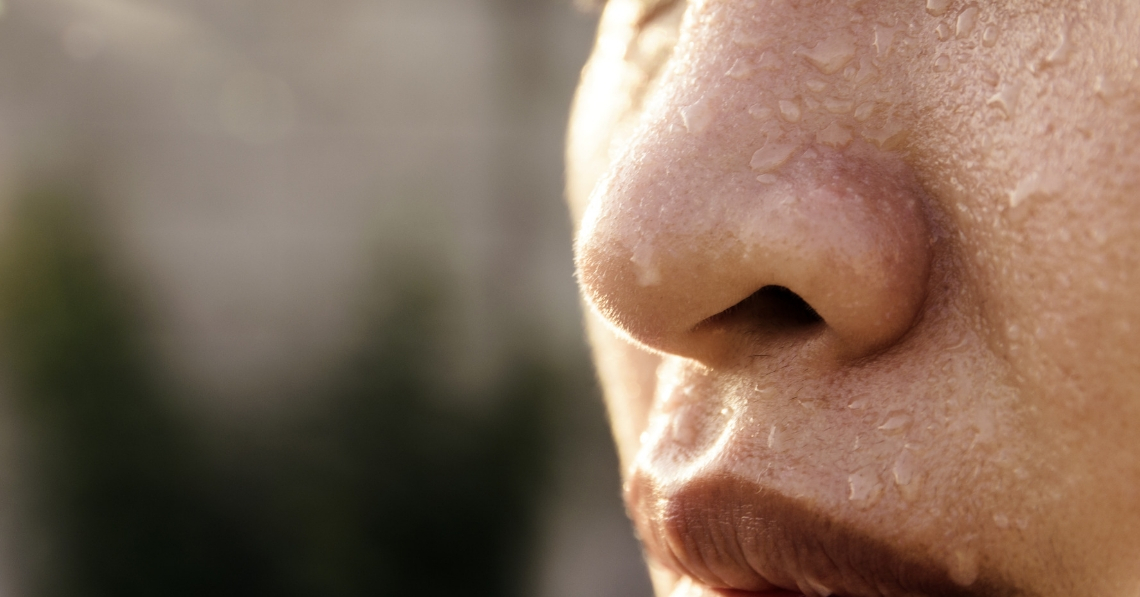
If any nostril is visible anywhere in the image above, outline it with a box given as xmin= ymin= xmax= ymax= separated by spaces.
xmin=701 ymin=285 xmax=824 ymax=336
xmin=577 ymin=148 xmax=931 ymax=360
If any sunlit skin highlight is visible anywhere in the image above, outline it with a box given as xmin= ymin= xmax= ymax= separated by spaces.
xmin=568 ymin=0 xmax=1140 ymax=596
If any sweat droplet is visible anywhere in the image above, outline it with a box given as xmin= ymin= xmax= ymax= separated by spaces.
xmin=982 ymin=25 xmax=999 ymax=47
xmin=873 ymin=24 xmax=898 ymax=56
xmin=801 ymin=577 xmax=834 ymax=597
xmin=824 ymin=97 xmax=854 ymax=113
xmin=748 ymin=104 xmax=773 ymax=119
xmin=732 ymin=31 xmax=772 ymax=48
xmin=806 ymin=79 xmax=828 ymax=93
xmin=853 ymin=101 xmax=875 ymax=121
xmin=935 ymin=22 xmax=952 ymax=41
xmin=948 ymin=548 xmax=979 ymax=586
xmin=778 ymin=99 xmax=802 ymax=122
xmin=1044 ymin=25 xmax=1071 ymax=66
xmin=630 ymin=243 xmax=661 ymax=286
xmin=878 ymin=414 xmax=911 ymax=433
xmin=757 ymin=174 xmax=778 ymax=184
xmin=934 ymin=55 xmax=951 ymax=72
xmin=754 ymin=52 xmax=783 ymax=71
xmin=751 ymin=140 xmax=800 ymax=173
xmin=816 ymin=122 xmax=853 ymax=148
xmin=986 ymin=82 xmax=1021 ymax=118
xmin=1008 ymin=172 xmax=1055 ymax=210
xmin=726 ymin=58 xmax=755 ymax=80
xmin=799 ymin=33 xmax=857 ymax=75
xmin=767 ymin=424 xmax=790 ymax=452
xmin=854 ymin=58 xmax=878 ymax=86
xmin=993 ymin=513 xmax=1010 ymax=529
xmin=862 ymin=122 xmax=908 ymax=150
xmin=670 ymin=409 xmax=698 ymax=446
xmin=893 ymin=450 xmax=923 ymax=502
xmin=1094 ymin=74 xmax=1118 ymax=100
xmin=848 ymin=467 xmax=883 ymax=509
xmin=956 ymin=6 xmax=979 ymax=38
xmin=680 ymin=99 xmax=714 ymax=133
xmin=927 ymin=0 xmax=952 ymax=17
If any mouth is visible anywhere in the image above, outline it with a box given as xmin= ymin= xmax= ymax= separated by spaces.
xmin=697 ymin=586 xmax=822 ymax=597
xmin=678 ymin=580 xmax=807 ymax=597
xmin=627 ymin=468 xmax=1000 ymax=597
xmin=687 ymin=581 xmax=809 ymax=597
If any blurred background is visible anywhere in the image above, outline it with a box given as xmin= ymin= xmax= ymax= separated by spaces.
xmin=0 ymin=0 xmax=653 ymax=595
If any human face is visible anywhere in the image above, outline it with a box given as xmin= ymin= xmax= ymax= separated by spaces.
xmin=567 ymin=1 xmax=1140 ymax=596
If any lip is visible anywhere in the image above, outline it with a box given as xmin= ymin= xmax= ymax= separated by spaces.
xmin=708 ymin=589 xmax=805 ymax=597
xmin=662 ymin=573 xmax=807 ymax=597
xmin=626 ymin=464 xmax=1005 ymax=597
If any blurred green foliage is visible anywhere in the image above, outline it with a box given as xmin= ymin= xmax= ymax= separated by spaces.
xmin=0 ymin=188 xmax=567 ymax=596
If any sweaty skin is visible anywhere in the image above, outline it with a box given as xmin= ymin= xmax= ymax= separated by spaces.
xmin=567 ymin=1 xmax=1140 ymax=596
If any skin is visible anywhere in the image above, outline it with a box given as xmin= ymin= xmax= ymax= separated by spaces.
xmin=566 ymin=1 xmax=1140 ymax=596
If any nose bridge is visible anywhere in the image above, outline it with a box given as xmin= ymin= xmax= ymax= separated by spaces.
xmin=574 ymin=0 xmax=933 ymax=362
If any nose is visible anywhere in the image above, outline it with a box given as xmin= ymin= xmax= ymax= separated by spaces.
xmin=576 ymin=148 xmax=931 ymax=362
xmin=574 ymin=20 xmax=932 ymax=364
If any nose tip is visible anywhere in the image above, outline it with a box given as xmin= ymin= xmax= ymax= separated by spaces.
xmin=574 ymin=147 xmax=932 ymax=363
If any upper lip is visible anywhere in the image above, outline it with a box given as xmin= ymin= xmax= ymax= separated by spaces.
xmin=625 ymin=467 xmax=1005 ymax=597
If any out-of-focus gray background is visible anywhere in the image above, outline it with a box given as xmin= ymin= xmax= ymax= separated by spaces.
xmin=0 ymin=0 xmax=651 ymax=595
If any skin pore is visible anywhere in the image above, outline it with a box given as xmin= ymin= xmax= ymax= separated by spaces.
xmin=567 ymin=1 xmax=1140 ymax=596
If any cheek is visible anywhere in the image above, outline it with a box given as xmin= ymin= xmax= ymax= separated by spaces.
xmin=902 ymin=4 xmax=1140 ymax=563
xmin=586 ymin=312 xmax=662 ymax=472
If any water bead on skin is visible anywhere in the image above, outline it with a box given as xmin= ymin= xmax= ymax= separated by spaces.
xmin=815 ymin=122 xmax=853 ymax=148
xmin=956 ymin=5 xmax=980 ymax=38
xmin=926 ymin=0 xmax=953 ymax=17
xmin=797 ymin=32 xmax=857 ymax=75
xmin=680 ymin=97 xmax=714 ymax=133
xmin=778 ymin=99 xmax=801 ymax=122
xmin=750 ymin=140 xmax=800 ymax=174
